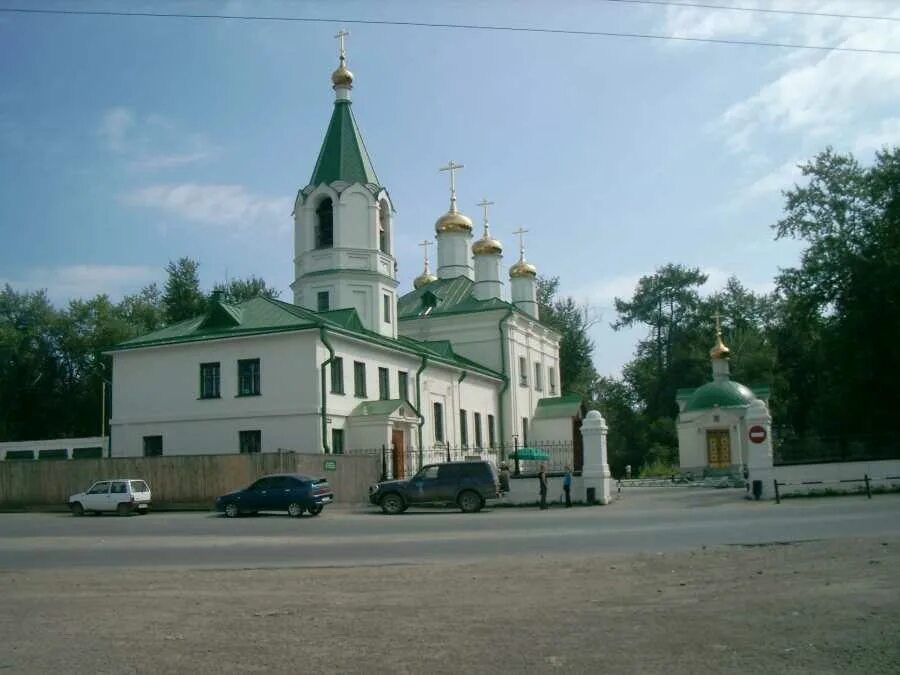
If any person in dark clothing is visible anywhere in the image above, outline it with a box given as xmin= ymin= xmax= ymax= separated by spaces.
xmin=538 ymin=464 xmax=548 ymax=510
xmin=563 ymin=466 xmax=572 ymax=507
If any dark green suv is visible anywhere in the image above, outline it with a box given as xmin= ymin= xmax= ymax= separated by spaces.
xmin=369 ymin=461 xmax=500 ymax=514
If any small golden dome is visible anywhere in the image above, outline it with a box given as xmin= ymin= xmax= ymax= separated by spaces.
xmin=331 ymin=65 xmax=354 ymax=87
xmin=413 ymin=271 xmax=437 ymax=289
xmin=472 ymin=234 xmax=502 ymax=255
xmin=435 ymin=210 xmax=473 ymax=234
xmin=710 ymin=333 xmax=731 ymax=360
xmin=509 ymin=259 xmax=537 ymax=278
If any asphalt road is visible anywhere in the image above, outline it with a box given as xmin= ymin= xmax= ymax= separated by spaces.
xmin=1 ymin=488 xmax=899 ymax=570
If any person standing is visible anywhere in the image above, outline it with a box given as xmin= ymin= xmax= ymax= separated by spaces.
xmin=563 ymin=465 xmax=572 ymax=508
xmin=538 ymin=464 xmax=548 ymax=510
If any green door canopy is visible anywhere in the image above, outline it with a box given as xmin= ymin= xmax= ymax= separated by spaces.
xmin=508 ymin=448 xmax=550 ymax=461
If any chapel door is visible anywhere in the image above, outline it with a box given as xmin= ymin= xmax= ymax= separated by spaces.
xmin=706 ymin=430 xmax=732 ymax=468
xmin=391 ymin=429 xmax=405 ymax=479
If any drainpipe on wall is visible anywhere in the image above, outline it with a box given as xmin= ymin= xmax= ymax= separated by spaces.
xmin=318 ymin=326 xmax=335 ymax=454
xmin=415 ymin=355 xmax=429 ymax=467
xmin=496 ymin=308 xmax=513 ymax=457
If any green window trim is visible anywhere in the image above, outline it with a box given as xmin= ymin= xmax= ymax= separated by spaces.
xmin=331 ymin=356 xmax=345 ymax=394
xmin=354 ymin=361 xmax=367 ymax=398
xmin=200 ymin=361 xmax=221 ymax=399
xmin=378 ymin=367 xmax=390 ymax=400
xmin=238 ymin=358 xmax=261 ymax=397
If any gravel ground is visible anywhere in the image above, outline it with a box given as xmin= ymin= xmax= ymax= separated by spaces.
xmin=1 ymin=538 xmax=898 ymax=674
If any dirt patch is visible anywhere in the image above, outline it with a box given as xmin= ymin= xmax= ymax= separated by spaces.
xmin=1 ymin=538 xmax=898 ymax=674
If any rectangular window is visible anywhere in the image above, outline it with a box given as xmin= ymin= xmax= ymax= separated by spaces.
xmin=549 ymin=367 xmax=557 ymax=395
xmin=200 ymin=362 xmax=220 ymax=399
xmin=354 ymin=361 xmax=367 ymax=398
xmin=5 ymin=450 xmax=34 ymax=460
xmin=534 ymin=363 xmax=543 ymax=391
xmin=433 ymin=402 xmax=445 ymax=443
xmin=383 ymin=294 xmax=392 ymax=323
xmin=519 ymin=356 xmax=528 ymax=386
xmin=460 ymin=409 xmax=468 ymax=448
xmin=487 ymin=414 xmax=496 ymax=448
xmin=522 ymin=418 xmax=528 ymax=445
xmin=378 ymin=367 xmax=390 ymax=400
xmin=38 ymin=449 xmax=67 ymax=460
xmin=398 ymin=371 xmax=409 ymax=403
xmin=331 ymin=357 xmax=344 ymax=394
xmin=331 ymin=428 xmax=345 ymax=455
xmin=317 ymin=291 xmax=330 ymax=312
xmin=237 ymin=359 xmax=261 ymax=396
xmin=239 ymin=430 xmax=261 ymax=454
xmin=474 ymin=412 xmax=483 ymax=449
xmin=143 ymin=435 xmax=163 ymax=457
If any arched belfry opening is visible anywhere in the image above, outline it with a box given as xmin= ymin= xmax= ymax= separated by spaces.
xmin=378 ymin=199 xmax=391 ymax=254
xmin=315 ymin=197 xmax=334 ymax=248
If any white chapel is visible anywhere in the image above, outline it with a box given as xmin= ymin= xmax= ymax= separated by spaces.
xmin=107 ymin=41 xmax=577 ymax=474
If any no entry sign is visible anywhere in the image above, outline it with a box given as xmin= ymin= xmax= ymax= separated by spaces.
xmin=749 ymin=425 xmax=767 ymax=444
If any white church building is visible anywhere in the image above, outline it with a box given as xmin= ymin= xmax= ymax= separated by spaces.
xmin=107 ymin=41 xmax=576 ymax=475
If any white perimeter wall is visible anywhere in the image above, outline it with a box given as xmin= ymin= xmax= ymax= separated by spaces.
xmin=772 ymin=460 xmax=900 ymax=496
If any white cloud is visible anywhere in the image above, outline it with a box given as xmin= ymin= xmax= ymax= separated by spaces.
xmin=97 ymin=107 xmax=218 ymax=170
xmin=853 ymin=117 xmax=900 ymax=155
xmin=1 ymin=265 xmax=161 ymax=304
xmin=125 ymin=183 xmax=291 ymax=231
xmin=741 ymin=159 xmax=805 ymax=201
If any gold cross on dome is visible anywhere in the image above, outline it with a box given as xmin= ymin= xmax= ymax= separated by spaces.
xmin=476 ymin=198 xmax=494 ymax=227
xmin=334 ymin=29 xmax=350 ymax=62
xmin=418 ymin=239 xmax=434 ymax=270
xmin=439 ymin=160 xmax=465 ymax=211
xmin=713 ymin=309 xmax=723 ymax=334
xmin=512 ymin=226 xmax=529 ymax=258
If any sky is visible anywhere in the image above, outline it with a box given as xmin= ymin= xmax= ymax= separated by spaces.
xmin=2 ymin=0 xmax=899 ymax=376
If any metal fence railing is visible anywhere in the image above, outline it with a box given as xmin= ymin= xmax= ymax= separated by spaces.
xmin=773 ymin=430 xmax=900 ymax=466
xmin=342 ymin=440 xmax=576 ymax=481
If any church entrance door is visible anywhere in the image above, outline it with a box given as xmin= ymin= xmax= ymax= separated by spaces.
xmin=706 ymin=430 xmax=731 ymax=468
xmin=391 ymin=429 xmax=405 ymax=479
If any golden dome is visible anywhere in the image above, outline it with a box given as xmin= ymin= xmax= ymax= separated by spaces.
xmin=472 ymin=233 xmax=503 ymax=255
xmin=413 ymin=271 xmax=437 ymax=289
xmin=710 ymin=333 xmax=731 ymax=360
xmin=331 ymin=64 xmax=354 ymax=87
xmin=509 ymin=259 xmax=537 ymax=278
xmin=435 ymin=210 xmax=473 ymax=234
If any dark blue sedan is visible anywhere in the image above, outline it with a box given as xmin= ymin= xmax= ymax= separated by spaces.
xmin=215 ymin=473 xmax=335 ymax=518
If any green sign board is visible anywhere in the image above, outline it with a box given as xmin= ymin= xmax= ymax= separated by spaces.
xmin=323 ymin=459 xmax=337 ymax=471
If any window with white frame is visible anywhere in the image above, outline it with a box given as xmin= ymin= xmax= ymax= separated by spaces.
xmin=549 ymin=367 xmax=557 ymax=395
xmin=519 ymin=356 xmax=528 ymax=386
xmin=534 ymin=363 xmax=543 ymax=391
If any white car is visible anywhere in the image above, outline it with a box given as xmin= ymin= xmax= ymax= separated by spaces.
xmin=69 ymin=479 xmax=152 ymax=516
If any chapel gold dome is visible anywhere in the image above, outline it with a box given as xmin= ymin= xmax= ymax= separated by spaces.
xmin=709 ymin=334 xmax=731 ymax=360
xmin=413 ymin=271 xmax=438 ymax=289
xmin=509 ymin=259 xmax=537 ymax=278
xmin=435 ymin=210 xmax=473 ymax=234
xmin=472 ymin=235 xmax=503 ymax=255
xmin=331 ymin=65 xmax=354 ymax=87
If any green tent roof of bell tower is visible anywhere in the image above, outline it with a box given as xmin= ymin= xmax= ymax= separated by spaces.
xmin=309 ymin=100 xmax=380 ymax=188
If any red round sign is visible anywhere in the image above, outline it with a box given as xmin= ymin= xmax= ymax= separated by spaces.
xmin=749 ymin=425 xmax=767 ymax=444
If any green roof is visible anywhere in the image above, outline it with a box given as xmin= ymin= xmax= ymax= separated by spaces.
xmin=397 ymin=276 xmax=514 ymax=320
xmin=683 ymin=380 xmax=758 ymax=412
xmin=309 ymin=100 xmax=379 ymax=188
xmin=110 ymin=297 xmax=501 ymax=381
xmin=533 ymin=394 xmax=583 ymax=419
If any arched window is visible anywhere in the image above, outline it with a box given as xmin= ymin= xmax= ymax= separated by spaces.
xmin=378 ymin=200 xmax=390 ymax=254
xmin=315 ymin=198 xmax=334 ymax=249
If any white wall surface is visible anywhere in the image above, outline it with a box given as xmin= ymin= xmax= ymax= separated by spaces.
xmin=772 ymin=460 xmax=900 ymax=496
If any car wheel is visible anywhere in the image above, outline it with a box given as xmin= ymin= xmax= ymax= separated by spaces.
xmin=70 ymin=502 xmax=84 ymax=517
xmin=117 ymin=503 xmax=132 ymax=517
xmin=224 ymin=503 xmax=239 ymax=518
xmin=458 ymin=490 xmax=483 ymax=513
xmin=287 ymin=502 xmax=304 ymax=518
xmin=380 ymin=493 xmax=405 ymax=515
xmin=137 ymin=509 xmax=149 ymax=515
xmin=307 ymin=504 xmax=324 ymax=517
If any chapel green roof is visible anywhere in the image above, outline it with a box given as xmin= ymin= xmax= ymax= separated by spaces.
xmin=308 ymin=100 xmax=380 ymax=188
xmin=682 ymin=380 xmax=758 ymax=412
xmin=109 ymin=296 xmax=501 ymax=380
xmin=397 ymin=276 xmax=514 ymax=320
xmin=533 ymin=394 xmax=583 ymax=419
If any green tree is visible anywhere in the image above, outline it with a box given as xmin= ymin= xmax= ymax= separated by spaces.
xmin=163 ymin=258 xmax=206 ymax=324
xmin=212 ymin=276 xmax=281 ymax=304
xmin=536 ymin=276 xmax=598 ymax=398
xmin=117 ymin=283 xmax=164 ymax=335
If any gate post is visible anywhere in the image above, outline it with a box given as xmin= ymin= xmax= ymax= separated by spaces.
xmin=580 ymin=410 xmax=612 ymax=505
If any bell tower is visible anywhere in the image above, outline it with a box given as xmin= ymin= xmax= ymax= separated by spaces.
xmin=291 ymin=32 xmax=398 ymax=338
